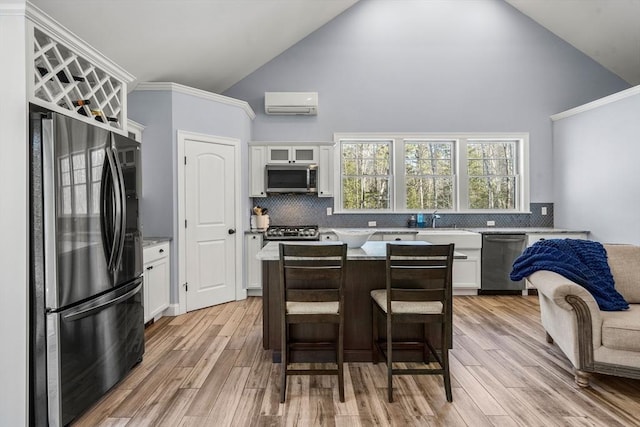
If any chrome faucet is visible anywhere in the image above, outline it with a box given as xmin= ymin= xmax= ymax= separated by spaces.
xmin=431 ymin=210 xmax=441 ymax=228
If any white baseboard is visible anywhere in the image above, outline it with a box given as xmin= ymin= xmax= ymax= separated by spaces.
xmin=247 ymin=288 xmax=263 ymax=297
xmin=453 ymin=288 xmax=478 ymax=296
xmin=162 ymin=304 xmax=182 ymax=317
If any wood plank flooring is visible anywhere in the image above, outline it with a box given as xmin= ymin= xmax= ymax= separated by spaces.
xmin=72 ymin=296 xmax=640 ymax=426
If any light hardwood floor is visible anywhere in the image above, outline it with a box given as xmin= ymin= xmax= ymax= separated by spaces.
xmin=73 ymin=296 xmax=640 ymax=426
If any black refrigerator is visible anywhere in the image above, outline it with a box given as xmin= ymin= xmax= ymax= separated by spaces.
xmin=29 ymin=107 xmax=144 ymax=426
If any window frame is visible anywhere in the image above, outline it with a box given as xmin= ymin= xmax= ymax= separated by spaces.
xmin=333 ymin=132 xmax=530 ymax=214
xmin=338 ymin=138 xmax=394 ymax=213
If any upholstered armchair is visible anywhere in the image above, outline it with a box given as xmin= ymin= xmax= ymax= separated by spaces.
xmin=527 ymin=244 xmax=640 ymax=387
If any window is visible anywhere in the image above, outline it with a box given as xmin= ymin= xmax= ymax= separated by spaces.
xmin=467 ymin=140 xmax=518 ymax=210
xmin=334 ymin=133 xmax=529 ymax=213
xmin=404 ymin=140 xmax=454 ymax=210
xmin=340 ymin=140 xmax=392 ymax=210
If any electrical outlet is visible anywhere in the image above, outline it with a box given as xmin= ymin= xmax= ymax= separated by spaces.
xmin=541 ymin=206 xmax=548 ymax=215
xmin=487 ymin=220 xmax=495 ymax=226
xmin=368 ymin=221 xmax=377 ymax=227
xmin=326 ymin=207 xmax=332 ymax=216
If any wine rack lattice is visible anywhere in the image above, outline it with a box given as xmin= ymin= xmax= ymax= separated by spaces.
xmin=32 ymin=27 xmax=124 ymax=129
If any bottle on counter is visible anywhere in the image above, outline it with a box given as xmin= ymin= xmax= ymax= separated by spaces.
xmin=416 ymin=212 xmax=425 ymax=228
xmin=408 ymin=215 xmax=416 ymax=228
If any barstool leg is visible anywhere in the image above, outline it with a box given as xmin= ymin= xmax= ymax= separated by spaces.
xmin=372 ymin=301 xmax=379 ymax=364
xmin=387 ymin=316 xmax=393 ymax=403
xmin=280 ymin=322 xmax=287 ymax=403
xmin=442 ymin=322 xmax=452 ymax=402
xmin=338 ymin=322 xmax=345 ymax=402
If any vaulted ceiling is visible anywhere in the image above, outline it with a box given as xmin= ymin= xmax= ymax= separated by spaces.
xmin=30 ymin=0 xmax=640 ymax=94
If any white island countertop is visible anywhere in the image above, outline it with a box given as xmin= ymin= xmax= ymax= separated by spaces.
xmin=256 ymin=241 xmax=467 ymax=261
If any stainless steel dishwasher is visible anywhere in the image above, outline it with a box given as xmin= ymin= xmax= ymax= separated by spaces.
xmin=481 ymin=233 xmax=527 ymax=292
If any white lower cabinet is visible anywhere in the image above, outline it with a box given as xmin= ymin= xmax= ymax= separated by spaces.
xmin=416 ymin=231 xmax=482 ymax=294
xmin=143 ymin=242 xmax=170 ymax=323
xmin=246 ymin=233 xmax=263 ymax=294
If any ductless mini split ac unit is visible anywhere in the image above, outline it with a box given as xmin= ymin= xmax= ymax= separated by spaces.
xmin=264 ymin=92 xmax=318 ymax=115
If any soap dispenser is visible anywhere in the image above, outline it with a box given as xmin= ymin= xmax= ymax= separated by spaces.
xmin=416 ymin=212 xmax=425 ymax=228
xmin=408 ymin=215 xmax=416 ymax=228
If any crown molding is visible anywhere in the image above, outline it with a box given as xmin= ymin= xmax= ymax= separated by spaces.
xmin=24 ymin=1 xmax=134 ymax=83
xmin=0 ymin=3 xmax=26 ymax=16
xmin=133 ymin=82 xmax=255 ymax=120
xmin=551 ymin=85 xmax=640 ymax=121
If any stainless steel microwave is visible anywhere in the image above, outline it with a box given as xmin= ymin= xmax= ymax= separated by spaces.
xmin=265 ymin=164 xmax=317 ymax=194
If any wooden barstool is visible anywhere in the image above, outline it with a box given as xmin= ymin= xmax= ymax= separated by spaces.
xmin=279 ymin=243 xmax=347 ymax=403
xmin=371 ymin=243 xmax=454 ymax=402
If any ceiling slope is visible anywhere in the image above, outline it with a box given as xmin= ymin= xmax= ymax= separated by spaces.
xmin=30 ymin=0 xmax=360 ymax=93
xmin=30 ymin=0 xmax=639 ymax=92
xmin=505 ymin=0 xmax=640 ymax=86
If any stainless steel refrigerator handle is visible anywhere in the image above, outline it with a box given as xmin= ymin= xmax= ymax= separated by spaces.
xmin=105 ymin=147 xmax=122 ymax=271
xmin=111 ymin=137 xmax=127 ymax=271
xmin=62 ymin=281 xmax=143 ymax=322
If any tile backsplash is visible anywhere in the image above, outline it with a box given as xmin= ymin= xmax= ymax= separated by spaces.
xmin=251 ymin=195 xmax=553 ymax=228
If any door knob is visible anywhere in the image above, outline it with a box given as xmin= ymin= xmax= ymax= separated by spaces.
xmin=228 ymin=228 xmax=236 ymax=235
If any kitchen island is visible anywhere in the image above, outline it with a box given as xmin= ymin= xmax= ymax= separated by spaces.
xmin=257 ymin=241 xmax=465 ymax=363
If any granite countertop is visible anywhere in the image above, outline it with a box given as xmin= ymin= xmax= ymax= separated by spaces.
xmin=143 ymin=237 xmax=172 ymax=247
xmin=256 ymin=241 xmax=467 ymax=261
xmin=468 ymin=228 xmax=590 ymax=234
xmin=245 ymin=229 xmax=266 ymax=235
xmin=320 ymin=227 xmax=422 ymax=234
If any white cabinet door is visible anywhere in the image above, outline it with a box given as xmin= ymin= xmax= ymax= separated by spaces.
xmin=246 ymin=234 xmax=262 ymax=290
xmin=318 ymin=145 xmax=334 ymax=197
xmin=249 ymin=145 xmax=267 ymax=197
xmin=267 ymin=146 xmax=291 ymax=163
xmin=267 ymin=146 xmax=318 ymax=164
xmin=382 ymin=233 xmax=416 ymax=241
xmin=143 ymin=242 xmax=170 ymax=323
xmin=415 ymin=233 xmax=482 ymax=291
xmin=292 ymin=146 xmax=318 ymax=164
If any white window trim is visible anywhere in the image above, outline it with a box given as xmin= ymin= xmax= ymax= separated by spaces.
xmin=333 ymin=132 xmax=530 ymax=214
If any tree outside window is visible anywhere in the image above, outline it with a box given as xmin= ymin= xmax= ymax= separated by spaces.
xmin=334 ymin=133 xmax=527 ymax=213
xmin=341 ymin=141 xmax=391 ymax=210
xmin=467 ymin=141 xmax=517 ymax=210
xmin=405 ymin=140 xmax=454 ymax=210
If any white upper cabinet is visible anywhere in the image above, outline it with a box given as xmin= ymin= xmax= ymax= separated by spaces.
xmin=250 ymin=145 xmax=267 ymax=197
xmin=318 ymin=145 xmax=334 ymax=197
xmin=267 ymin=146 xmax=318 ymax=164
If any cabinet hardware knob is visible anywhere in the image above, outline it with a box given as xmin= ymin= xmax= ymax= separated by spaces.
xmin=146 ymin=266 xmax=154 ymax=270
xmin=228 ymin=228 xmax=236 ymax=235
xmin=159 ymin=249 xmax=164 ymax=253
xmin=395 ymin=238 xmax=401 ymax=241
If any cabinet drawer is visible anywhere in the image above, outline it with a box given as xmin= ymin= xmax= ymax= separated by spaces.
xmin=382 ymin=233 xmax=416 ymax=241
xmin=143 ymin=242 xmax=170 ymax=264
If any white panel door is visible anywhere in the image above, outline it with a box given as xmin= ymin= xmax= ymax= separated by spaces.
xmin=185 ymin=139 xmax=236 ymax=311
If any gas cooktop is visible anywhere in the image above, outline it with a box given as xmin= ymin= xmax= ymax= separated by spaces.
xmin=264 ymin=225 xmax=319 ymax=241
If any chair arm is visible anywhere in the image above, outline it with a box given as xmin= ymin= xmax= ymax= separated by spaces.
xmin=528 ymin=270 xmax=601 ymax=319
xmin=528 ymin=270 xmax=602 ymax=370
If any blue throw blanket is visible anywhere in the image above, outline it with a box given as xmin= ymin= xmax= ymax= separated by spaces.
xmin=510 ymin=239 xmax=629 ymax=311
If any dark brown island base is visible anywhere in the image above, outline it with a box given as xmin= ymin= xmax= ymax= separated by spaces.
xmin=258 ymin=241 xmax=466 ymax=363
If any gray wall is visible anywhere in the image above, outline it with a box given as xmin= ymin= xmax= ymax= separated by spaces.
xmin=224 ymin=0 xmax=629 ymax=204
xmin=128 ymin=88 xmax=252 ymax=302
xmin=552 ymin=89 xmax=640 ymax=245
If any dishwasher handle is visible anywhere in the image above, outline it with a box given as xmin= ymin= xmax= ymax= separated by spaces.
xmin=483 ymin=235 xmax=526 ymax=243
